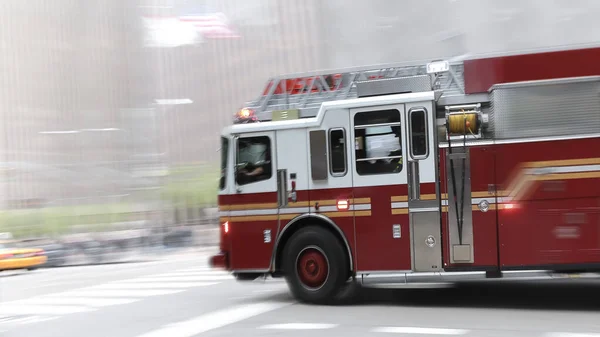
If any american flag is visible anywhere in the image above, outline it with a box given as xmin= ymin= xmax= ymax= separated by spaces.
xmin=178 ymin=12 xmax=241 ymax=39
xmin=142 ymin=5 xmax=240 ymax=47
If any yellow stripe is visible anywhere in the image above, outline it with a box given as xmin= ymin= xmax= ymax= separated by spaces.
xmin=523 ymin=157 xmax=600 ymax=168
xmin=353 ymin=197 xmax=371 ymax=204
xmin=287 ymin=201 xmax=310 ymax=207
xmin=391 ymin=208 xmax=409 ymax=215
xmin=221 ymin=198 xmax=371 ymax=210
xmin=535 ymin=171 xmax=600 ymax=181
xmin=391 ymin=196 xmax=408 ymax=202
xmin=229 ymin=214 xmax=279 ymax=222
xmin=220 ymin=202 xmax=278 ymax=211
xmin=280 ymin=213 xmax=301 ymax=220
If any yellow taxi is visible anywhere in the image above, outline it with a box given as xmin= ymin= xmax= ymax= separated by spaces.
xmin=0 ymin=240 xmax=47 ymax=271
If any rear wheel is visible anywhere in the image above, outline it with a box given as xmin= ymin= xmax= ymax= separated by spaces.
xmin=282 ymin=226 xmax=349 ymax=304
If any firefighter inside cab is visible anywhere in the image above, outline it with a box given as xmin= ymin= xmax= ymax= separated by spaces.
xmin=233 ymin=108 xmax=271 ymax=185
xmin=236 ymin=138 xmax=271 ymax=185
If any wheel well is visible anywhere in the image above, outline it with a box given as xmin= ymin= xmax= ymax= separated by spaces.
xmin=273 ymin=216 xmax=353 ymax=275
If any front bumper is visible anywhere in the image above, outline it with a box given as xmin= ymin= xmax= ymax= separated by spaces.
xmin=209 ymin=251 xmax=229 ymax=269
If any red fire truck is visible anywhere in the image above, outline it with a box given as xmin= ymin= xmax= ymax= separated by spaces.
xmin=210 ymin=45 xmax=600 ymax=304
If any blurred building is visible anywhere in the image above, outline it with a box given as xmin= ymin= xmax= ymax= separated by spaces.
xmin=1 ymin=0 xmax=600 ymax=216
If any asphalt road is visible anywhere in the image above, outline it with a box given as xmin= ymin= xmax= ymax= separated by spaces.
xmin=1 ymin=250 xmax=600 ymax=337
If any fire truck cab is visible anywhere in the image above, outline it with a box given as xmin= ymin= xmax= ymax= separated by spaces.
xmin=211 ymin=45 xmax=600 ymax=304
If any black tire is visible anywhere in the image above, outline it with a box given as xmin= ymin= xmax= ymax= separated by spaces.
xmin=282 ymin=225 xmax=349 ymax=304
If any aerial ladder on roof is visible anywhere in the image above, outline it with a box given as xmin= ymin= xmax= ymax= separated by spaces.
xmin=239 ymin=58 xmax=477 ymax=122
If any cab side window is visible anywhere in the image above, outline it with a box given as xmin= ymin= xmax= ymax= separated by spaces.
xmin=329 ymin=128 xmax=347 ymax=176
xmin=354 ymin=109 xmax=403 ymax=175
xmin=235 ymin=136 xmax=272 ymax=185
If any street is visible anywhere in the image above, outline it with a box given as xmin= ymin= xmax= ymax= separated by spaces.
xmin=1 ymin=250 xmax=600 ymax=337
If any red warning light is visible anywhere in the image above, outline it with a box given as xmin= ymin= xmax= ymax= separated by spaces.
xmin=233 ymin=108 xmax=258 ymax=124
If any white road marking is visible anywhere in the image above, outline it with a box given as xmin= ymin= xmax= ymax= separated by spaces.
xmin=154 ymin=271 xmax=231 ymax=277
xmin=13 ymin=297 xmax=139 ymax=307
xmin=91 ymin=282 xmax=218 ymax=289
xmin=546 ymin=333 xmax=600 ymax=337
xmin=372 ymin=327 xmax=469 ymax=335
xmin=12 ymin=315 xmax=59 ymax=325
xmin=252 ymin=289 xmax=279 ymax=294
xmin=177 ymin=267 xmax=215 ymax=272
xmin=57 ymin=289 xmax=184 ymax=297
xmin=135 ymin=301 xmax=293 ymax=337
xmin=123 ymin=276 xmax=232 ymax=282
xmin=0 ymin=304 xmax=93 ymax=316
xmin=258 ymin=323 xmax=338 ymax=330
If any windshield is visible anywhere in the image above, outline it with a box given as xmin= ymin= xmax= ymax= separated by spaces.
xmin=220 ymin=136 xmax=229 ymax=190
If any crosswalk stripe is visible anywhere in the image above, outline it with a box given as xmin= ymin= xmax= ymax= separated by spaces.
xmin=0 ymin=304 xmax=93 ymax=316
xmin=371 ymin=327 xmax=469 ymax=335
xmin=13 ymin=297 xmax=139 ymax=307
xmin=123 ymin=276 xmax=232 ymax=283
xmin=91 ymin=282 xmax=219 ymax=289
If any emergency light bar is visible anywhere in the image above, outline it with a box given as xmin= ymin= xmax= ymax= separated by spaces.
xmin=233 ymin=108 xmax=259 ymax=124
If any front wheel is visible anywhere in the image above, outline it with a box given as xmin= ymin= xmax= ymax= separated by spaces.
xmin=282 ymin=226 xmax=349 ymax=304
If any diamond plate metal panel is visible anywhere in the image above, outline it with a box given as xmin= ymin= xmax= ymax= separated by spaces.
xmin=356 ymin=75 xmax=432 ymax=98
xmin=490 ymin=77 xmax=600 ymax=139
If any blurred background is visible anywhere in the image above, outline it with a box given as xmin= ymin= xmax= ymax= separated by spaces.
xmin=1 ymin=0 xmax=600 ymax=265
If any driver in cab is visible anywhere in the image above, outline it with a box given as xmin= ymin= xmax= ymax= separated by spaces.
xmin=236 ymin=139 xmax=270 ymax=185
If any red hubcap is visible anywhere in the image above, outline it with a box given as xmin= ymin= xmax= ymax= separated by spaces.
xmin=296 ymin=248 xmax=328 ymax=289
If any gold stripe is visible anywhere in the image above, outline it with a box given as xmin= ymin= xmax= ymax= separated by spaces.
xmin=536 ymin=171 xmax=600 ymax=181
xmin=220 ymin=202 xmax=279 ymax=211
xmin=391 ymin=208 xmax=409 ymax=215
xmin=229 ymin=215 xmax=279 ymax=222
xmin=220 ymin=198 xmax=371 ymax=210
xmin=420 ymin=194 xmax=437 ymax=200
xmin=391 ymin=196 xmax=408 ymax=202
xmin=320 ymin=210 xmax=371 ymax=218
xmin=219 ymin=217 xmax=229 ymax=223
xmin=523 ymin=157 xmax=600 ymax=168
xmin=279 ymin=213 xmax=301 ymax=220
xmin=288 ymin=201 xmax=310 ymax=207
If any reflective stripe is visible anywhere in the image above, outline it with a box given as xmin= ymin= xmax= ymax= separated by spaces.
xmin=391 ymin=202 xmax=408 ymax=209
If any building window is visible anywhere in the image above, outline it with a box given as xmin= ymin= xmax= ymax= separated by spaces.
xmin=354 ymin=109 xmax=403 ymax=175
xmin=235 ymin=136 xmax=272 ymax=185
xmin=220 ymin=136 xmax=229 ymax=190
xmin=409 ymin=108 xmax=428 ymax=159
xmin=329 ymin=128 xmax=347 ymax=176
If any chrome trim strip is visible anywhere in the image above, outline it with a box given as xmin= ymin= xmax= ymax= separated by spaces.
xmin=490 ymin=75 xmax=600 ymax=90
xmin=439 ymin=133 xmax=600 ymax=148
xmin=409 ymin=207 xmax=438 ymax=213
xmin=356 ymin=269 xmax=580 ymax=286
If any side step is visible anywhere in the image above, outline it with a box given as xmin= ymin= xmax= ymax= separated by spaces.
xmin=356 ymin=270 xmax=600 ymax=288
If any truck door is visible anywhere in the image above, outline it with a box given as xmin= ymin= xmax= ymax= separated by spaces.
xmin=228 ymin=131 xmax=279 ymax=271
xmin=274 ymin=128 xmax=310 ymax=235
xmin=351 ymin=104 xmax=410 ymax=271
xmin=404 ymin=102 xmax=443 ymax=272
